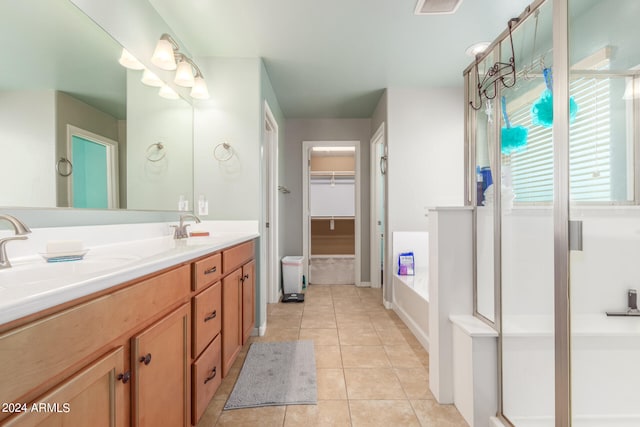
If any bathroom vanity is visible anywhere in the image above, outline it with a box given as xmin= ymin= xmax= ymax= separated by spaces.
xmin=0 ymin=233 xmax=256 ymax=427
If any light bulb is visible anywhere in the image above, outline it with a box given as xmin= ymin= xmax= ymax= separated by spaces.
xmin=141 ymin=69 xmax=163 ymax=87
xmin=175 ymin=60 xmax=195 ymax=87
xmin=159 ymin=85 xmax=180 ymax=100
xmin=151 ymin=38 xmax=177 ymax=71
xmin=118 ymin=49 xmax=144 ymax=70
xmin=190 ymin=76 xmax=210 ymax=99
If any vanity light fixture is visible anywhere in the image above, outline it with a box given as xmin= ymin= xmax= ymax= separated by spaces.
xmin=174 ymin=55 xmax=195 ymax=87
xmin=159 ymin=84 xmax=180 ymax=100
xmin=141 ymin=69 xmax=163 ymax=87
xmin=151 ymin=34 xmax=179 ymax=70
xmin=190 ymin=75 xmax=210 ymax=99
xmin=118 ymin=49 xmax=145 ymax=70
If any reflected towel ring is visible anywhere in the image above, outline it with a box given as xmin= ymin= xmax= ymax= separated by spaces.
xmin=146 ymin=142 xmax=166 ymax=162
xmin=214 ymin=142 xmax=234 ymax=162
xmin=56 ymin=157 xmax=73 ymax=177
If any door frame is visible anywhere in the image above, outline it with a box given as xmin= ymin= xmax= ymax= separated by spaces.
xmin=369 ymin=123 xmax=386 ymax=288
xmin=66 ymin=124 xmax=119 ymax=208
xmin=262 ymin=101 xmax=280 ymax=308
xmin=302 ymin=140 xmax=361 ymax=286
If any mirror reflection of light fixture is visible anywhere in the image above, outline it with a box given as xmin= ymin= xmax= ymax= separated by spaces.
xmin=118 ymin=49 xmax=144 ymax=70
xmin=159 ymin=84 xmax=180 ymax=100
xmin=141 ymin=69 xmax=163 ymax=87
xmin=151 ymin=34 xmax=179 ymax=70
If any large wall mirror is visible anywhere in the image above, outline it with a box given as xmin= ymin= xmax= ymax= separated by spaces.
xmin=0 ymin=0 xmax=193 ymax=212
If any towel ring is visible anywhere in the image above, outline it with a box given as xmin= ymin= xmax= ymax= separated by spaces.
xmin=145 ymin=142 xmax=166 ymax=162
xmin=213 ymin=142 xmax=233 ymax=162
xmin=56 ymin=157 xmax=73 ymax=177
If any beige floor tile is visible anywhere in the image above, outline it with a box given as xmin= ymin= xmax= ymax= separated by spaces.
xmin=267 ymin=314 xmax=302 ymax=329
xmin=284 ymin=401 xmax=351 ymax=427
xmin=298 ymin=328 xmax=339 ymax=346
xmin=216 ymin=406 xmax=287 ymax=426
xmin=336 ymin=316 xmax=374 ymax=330
xmin=301 ymin=314 xmax=337 ymax=329
xmin=330 ymin=286 xmax=360 ymax=297
xmin=343 ymin=368 xmax=406 ymax=399
xmin=394 ymin=368 xmax=434 ymax=399
xmin=410 ymin=400 xmax=469 ymax=427
xmin=316 ymin=368 xmax=347 ymax=399
xmin=385 ymin=344 xmax=424 ymax=368
xmin=375 ymin=327 xmax=408 ymax=345
xmin=212 ymin=367 xmax=240 ymax=401
xmin=256 ymin=327 xmax=300 ymax=342
xmin=338 ymin=328 xmax=381 ymax=346
xmin=371 ymin=317 xmax=402 ymax=330
xmin=196 ymin=399 xmax=225 ymax=427
xmin=268 ymin=302 xmax=305 ymax=316
xmin=314 ymin=345 xmax=343 ymax=368
xmin=303 ymin=305 xmax=335 ymax=315
xmin=349 ymin=400 xmax=420 ymax=427
xmin=341 ymin=345 xmax=390 ymax=368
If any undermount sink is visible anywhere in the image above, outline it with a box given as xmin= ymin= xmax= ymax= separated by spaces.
xmin=0 ymin=255 xmax=141 ymax=288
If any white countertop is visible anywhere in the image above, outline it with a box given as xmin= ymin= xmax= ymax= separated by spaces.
xmin=0 ymin=229 xmax=258 ymax=325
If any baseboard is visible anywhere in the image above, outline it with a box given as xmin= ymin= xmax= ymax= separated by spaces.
xmin=356 ymin=281 xmax=371 ymax=288
xmin=490 ymin=416 xmax=508 ymax=427
xmin=392 ymin=302 xmax=430 ymax=352
xmin=256 ymin=320 xmax=267 ymax=337
xmin=383 ymin=300 xmax=393 ymax=310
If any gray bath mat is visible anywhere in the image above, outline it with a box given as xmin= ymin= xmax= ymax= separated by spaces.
xmin=224 ymin=340 xmax=317 ymax=410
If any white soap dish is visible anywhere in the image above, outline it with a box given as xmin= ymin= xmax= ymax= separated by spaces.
xmin=39 ymin=249 xmax=90 ymax=263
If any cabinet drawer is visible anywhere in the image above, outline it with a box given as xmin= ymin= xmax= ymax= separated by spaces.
xmin=0 ymin=264 xmax=190 ymax=412
xmin=193 ymin=252 xmax=221 ymax=291
xmin=222 ymin=240 xmax=254 ymax=274
xmin=192 ymin=281 xmax=221 ymax=358
xmin=192 ymin=334 xmax=222 ymax=425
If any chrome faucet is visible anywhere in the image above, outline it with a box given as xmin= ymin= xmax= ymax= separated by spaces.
xmin=172 ymin=214 xmax=201 ymax=239
xmin=0 ymin=214 xmax=32 ymax=269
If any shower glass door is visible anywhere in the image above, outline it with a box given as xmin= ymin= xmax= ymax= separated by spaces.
xmin=568 ymin=0 xmax=640 ymax=424
xmin=498 ymin=2 xmax=557 ymax=424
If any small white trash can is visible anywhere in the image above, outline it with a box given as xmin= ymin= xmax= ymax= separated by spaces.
xmin=282 ymin=256 xmax=304 ymax=294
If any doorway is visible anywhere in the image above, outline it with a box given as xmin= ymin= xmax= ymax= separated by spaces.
xmin=370 ymin=123 xmax=386 ymax=289
xmin=302 ymin=141 xmax=361 ymax=286
xmin=66 ymin=125 xmax=119 ymax=209
xmin=263 ymin=102 xmax=280 ymax=307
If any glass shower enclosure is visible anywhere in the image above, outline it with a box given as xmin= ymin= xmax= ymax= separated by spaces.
xmin=465 ymin=0 xmax=640 ymax=425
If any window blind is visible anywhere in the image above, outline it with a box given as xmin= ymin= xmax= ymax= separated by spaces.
xmin=506 ymin=73 xmax=612 ymax=202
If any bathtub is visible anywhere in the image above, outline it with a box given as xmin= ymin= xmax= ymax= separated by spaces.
xmin=501 ymin=314 xmax=640 ymax=427
xmin=392 ymin=270 xmax=429 ymax=351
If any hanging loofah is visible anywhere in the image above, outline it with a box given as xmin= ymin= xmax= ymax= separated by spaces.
xmin=531 ymin=67 xmax=578 ymax=127
xmin=501 ymin=96 xmax=529 ymax=155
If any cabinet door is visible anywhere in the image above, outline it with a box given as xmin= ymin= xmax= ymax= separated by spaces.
xmin=4 ymin=347 xmax=127 ymax=427
xmin=242 ymin=260 xmax=255 ymax=345
xmin=222 ymin=268 xmax=242 ymax=377
xmin=132 ymin=304 xmax=189 ymax=427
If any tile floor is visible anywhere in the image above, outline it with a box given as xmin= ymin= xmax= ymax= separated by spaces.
xmin=197 ymin=284 xmax=468 ymax=427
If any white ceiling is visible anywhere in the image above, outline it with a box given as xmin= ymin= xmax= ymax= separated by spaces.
xmin=149 ymin=0 xmax=532 ymax=118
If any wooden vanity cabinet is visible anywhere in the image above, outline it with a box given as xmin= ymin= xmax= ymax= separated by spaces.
xmin=242 ymin=260 xmax=255 ymax=345
xmin=132 ymin=304 xmax=189 ymax=427
xmin=0 ymin=264 xmax=191 ymax=427
xmin=221 ymin=267 xmax=243 ymax=377
xmin=4 ymin=347 xmax=127 ymax=427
